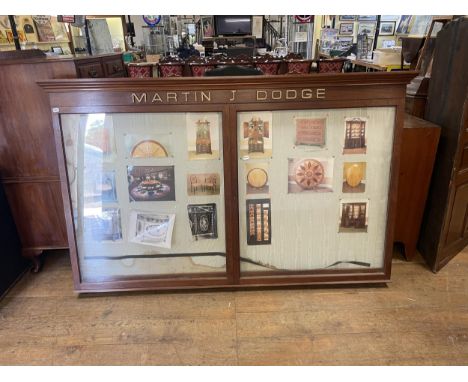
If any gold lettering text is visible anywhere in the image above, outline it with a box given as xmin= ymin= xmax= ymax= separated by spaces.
xmin=166 ymin=92 xmax=177 ymax=102
xmin=229 ymin=90 xmax=237 ymax=101
xmin=132 ymin=93 xmax=147 ymax=103
xmin=316 ymin=88 xmax=326 ymax=99
xmin=272 ymin=90 xmax=282 ymax=100
xmin=201 ymin=91 xmax=211 ymax=102
xmin=286 ymin=89 xmax=297 ymax=99
xmin=151 ymin=93 xmax=163 ymax=103
xmin=181 ymin=92 xmax=190 ymax=102
xmin=301 ymin=89 xmax=313 ymax=99
xmin=256 ymin=90 xmax=267 ymax=101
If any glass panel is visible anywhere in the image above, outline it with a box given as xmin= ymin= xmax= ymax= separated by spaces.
xmin=238 ymin=107 xmax=395 ymax=273
xmin=61 ymin=112 xmax=226 ymax=282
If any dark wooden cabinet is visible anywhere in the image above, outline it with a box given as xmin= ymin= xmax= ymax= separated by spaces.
xmin=0 ymin=184 xmax=29 ymax=298
xmin=74 ymin=53 xmax=125 ymax=78
xmin=418 ymin=17 xmax=468 ymax=272
xmin=394 ymin=114 xmax=440 ymax=260
xmin=0 ymin=52 xmax=76 ymax=269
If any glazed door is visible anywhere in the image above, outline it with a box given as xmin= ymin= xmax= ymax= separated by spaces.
xmin=236 ymin=106 xmax=396 ymax=277
xmin=60 ymin=112 xmax=228 ymax=284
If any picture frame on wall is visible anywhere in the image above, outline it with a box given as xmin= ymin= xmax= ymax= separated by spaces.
xmin=396 ymin=15 xmax=412 ymax=34
xmin=339 ymin=15 xmax=356 ymax=21
xmin=358 ymin=23 xmax=377 ymax=36
xmin=358 ymin=15 xmax=377 ymax=22
xmin=379 ymin=21 xmax=396 ymax=36
xmin=339 ymin=23 xmax=354 ymax=35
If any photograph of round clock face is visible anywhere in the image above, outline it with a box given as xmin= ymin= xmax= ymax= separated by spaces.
xmin=131 ymin=140 xmax=168 ymax=158
xmin=343 ymin=162 xmax=366 ymax=193
xmin=288 ymin=158 xmax=333 ymax=193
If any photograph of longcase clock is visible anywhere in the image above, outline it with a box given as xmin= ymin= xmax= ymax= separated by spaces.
xmin=195 ymin=118 xmax=212 ymax=155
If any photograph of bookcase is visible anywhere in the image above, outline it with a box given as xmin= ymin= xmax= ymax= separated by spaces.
xmin=39 ymin=72 xmax=416 ymax=293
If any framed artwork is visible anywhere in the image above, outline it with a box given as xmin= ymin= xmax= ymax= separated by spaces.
xmin=128 ymin=211 xmax=175 ymax=248
xmin=358 ymin=23 xmax=376 ymax=36
xmin=339 ymin=23 xmax=354 ymax=35
xmin=238 ymin=111 xmax=273 ymax=159
xmin=343 ymin=118 xmax=367 ymax=154
xmin=201 ymin=16 xmax=214 ymax=38
xmin=288 ymin=158 xmax=334 ymax=193
xmin=339 ymin=199 xmax=369 ymax=233
xmin=186 ymin=112 xmax=220 ymax=160
xmin=379 ymin=22 xmax=396 ymax=36
xmin=127 ymin=166 xmax=176 ymax=202
xmin=339 ymin=15 xmax=356 ymax=21
xmin=245 ymin=162 xmax=269 ymax=195
xmin=187 ymin=173 xmax=220 ymax=196
xmin=342 ymin=162 xmax=366 ymax=193
xmin=358 ymin=16 xmax=377 ymax=22
xmin=246 ymin=199 xmax=271 ymax=245
xmin=187 ymin=203 xmax=218 ymax=240
xmin=409 ymin=16 xmax=432 ymax=37
xmin=336 ymin=36 xmax=354 ymax=51
xmin=32 ymin=15 xmax=56 ymax=42
xmin=83 ymin=208 xmax=122 ymax=242
xmin=396 ymin=15 xmax=412 ymax=34
xmin=295 ymin=118 xmax=326 ymax=146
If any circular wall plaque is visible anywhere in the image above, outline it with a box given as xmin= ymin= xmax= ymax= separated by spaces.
xmin=247 ymin=168 xmax=268 ymax=188
xmin=294 ymin=159 xmax=324 ymax=189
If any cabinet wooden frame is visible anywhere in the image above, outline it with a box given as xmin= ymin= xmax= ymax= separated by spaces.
xmin=39 ymin=72 xmax=416 ymax=293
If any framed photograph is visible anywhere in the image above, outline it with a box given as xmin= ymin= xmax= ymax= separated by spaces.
xmin=288 ymin=158 xmax=334 ymax=193
xmin=245 ymin=162 xmax=269 ymax=195
xmin=295 ymin=118 xmax=326 ymax=146
xmin=379 ymin=21 xmax=396 ymax=36
xmin=339 ymin=199 xmax=369 ymax=233
xmin=342 ymin=162 xmax=366 ymax=193
xmin=358 ymin=22 xmax=376 ymax=36
xmin=201 ymin=16 xmax=214 ymax=38
xmin=128 ymin=211 xmax=175 ymax=248
xmin=127 ymin=166 xmax=175 ymax=202
xmin=187 ymin=203 xmax=218 ymax=240
xmin=187 ymin=173 xmax=220 ymax=196
xmin=83 ymin=208 xmax=122 ymax=242
xmin=339 ymin=15 xmax=356 ymax=21
xmin=396 ymin=15 xmax=412 ymax=35
xmin=336 ymin=36 xmax=354 ymax=51
xmin=186 ymin=112 xmax=220 ymax=160
xmin=358 ymin=15 xmax=377 ymax=22
xmin=51 ymin=46 xmax=63 ymax=54
xmin=409 ymin=15 xmax=432 ymax=37
xmin=246 ymin=199 xmax=271 ymax=245
xmin=238 ymin=111 xmax=272 ymax=159
xmin=339 ymin=23 xmax=354 ymax=35
xmin=343 ymin=118 xmax=367 ymax=154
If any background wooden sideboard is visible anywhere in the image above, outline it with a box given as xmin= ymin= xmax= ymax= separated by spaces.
xmin=0 ymin=51 xmax=76 ymax=270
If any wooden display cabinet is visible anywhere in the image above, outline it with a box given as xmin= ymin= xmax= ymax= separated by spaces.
xmin=39 ymin=72 xmax=416 ymax=293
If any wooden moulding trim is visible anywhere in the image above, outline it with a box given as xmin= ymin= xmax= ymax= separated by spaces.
xmin=0 ymin=176 xmax=61 ymax=183
xmin=76 ymin=273 xmax=389 ymax=293
xmin=37 ymin=71 xmax=419 ymax=92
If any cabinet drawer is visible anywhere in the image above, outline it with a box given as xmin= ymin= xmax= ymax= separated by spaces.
xmin=103 ymin=59 xmax=125 ymax=77
xmin=76 ymin=62 xmax=104 ymax=78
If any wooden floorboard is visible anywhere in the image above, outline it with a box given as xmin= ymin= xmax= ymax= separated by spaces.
xmin=1 ymin=248 xmax=468 ymax=365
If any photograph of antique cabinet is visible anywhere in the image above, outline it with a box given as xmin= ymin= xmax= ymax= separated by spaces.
xmin=39 ymin=72 xmax=415 ymax=293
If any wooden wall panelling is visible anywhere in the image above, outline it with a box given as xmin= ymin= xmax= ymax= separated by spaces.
xmin=418 ymin=17 xmax=468 ymax=272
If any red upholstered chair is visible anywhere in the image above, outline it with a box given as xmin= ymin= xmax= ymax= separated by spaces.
xmin=254 ymin=54 xmax=281 ymax=75
xmin=127 ymin=63 xmax=154 ymax=78
xmin=188 ymin=56 xmax=216 ymax=77
xmin=286 ymin=59 xmax=313 ymax=74
xmin=158 ymin=56 xmax=185 ymax=77
xmin=317 ymin=58 xmax=348 ymax=73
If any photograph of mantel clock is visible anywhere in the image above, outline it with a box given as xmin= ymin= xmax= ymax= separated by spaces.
xmin=39 ymin=72 xmax=417 ymax=293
